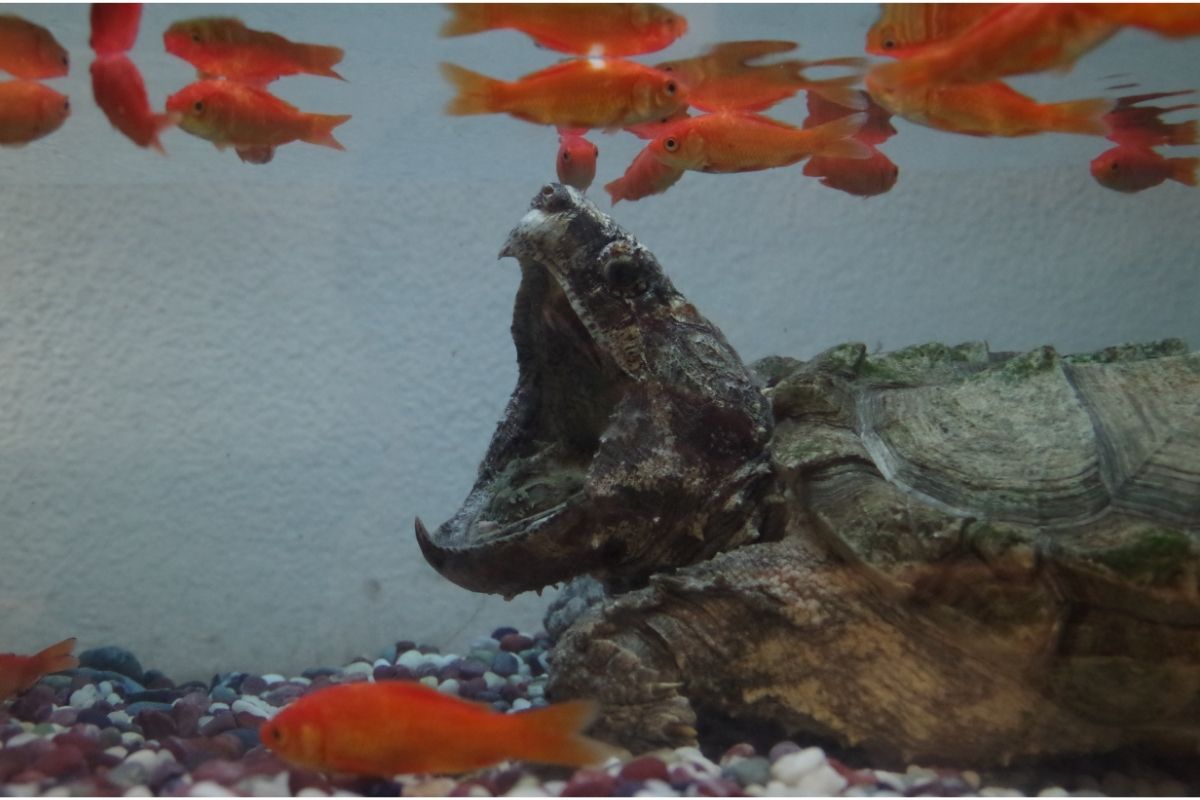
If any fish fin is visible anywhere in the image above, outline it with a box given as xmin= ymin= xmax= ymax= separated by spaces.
xmin=1170 ymin=156 xmax=1199 ymax=187
xmin=808 ymin=81 xmax=869 ymax=111
xmin=1049 ymin=97 xmax=1116 ymax=136
xmin=440 ymin=62 xmax=504 ymax=116
xmin=1169 ymin=120 xmax=1199 ymax=147
xmin=806 ymin=55 xmax=869 ymax=71
xmin=300 ymin=44 xmax=346 ymax=81
xmin=808 ymin=112 xmax=872 ymax=159
xmin=303 ymin=113 xmax=352 ymax=150
xmin=439 ymin=4 xmax=492 ymax=37
xmin=34 ymin=638 xmax=79 ymax=676
xmin=507 ymin=699 xmax=623 ymax=768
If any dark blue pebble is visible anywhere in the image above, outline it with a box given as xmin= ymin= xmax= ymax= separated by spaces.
xmin=394 ymin=641 xmax=416 ymax=654
xmin=491 ymin=652 xmax=520 ymax=677
xmin=457 ymin=659 xmax=488 ymax=680
xmin=417 ymin=644 xmax=440 ymax=655
xmin=458 ymin=677 xmax=487 ymax=697
xmin=414 ymin=663 xmax=440 ymax=679
xmin=491 ymin=626 xmax=519 ymax=640
xmin=391 ymin=665 xmax=415 ymax=681
xmin=436 ymin=662 xmax=462 ymax=682
xmin=141 ymin=669 xmax=175 ymax=690
xmin=241 ymin=674 xmax=268 ymax=695
xmin=373 ymin=665 xmax=397 ymax=682
xmin=226 ymin=727 xmax=260 ymax=751
xmin=213 ymin=672 xmax=247 ymax=691
xmin=301 ymin=667 xmax=341 ymax=680
xmin=76 ymin=708 xmax=114 ymax=729
xmin=9 ymin=685 xmax=55 ymax=723
xmin=210 ymin=686 xmax=238 ymax=705
xmin=79 ymin=646 xmax=145 ymax=683
xmin=72 ymin=668 xmax=146 ymax=694
xmin=175 ymin=680 xmax=208 ymax=695
xmin=125 ymin=701 xmax=175 ymax=716
xmin=613 ymin=779 xmax=644 ymax=796
xmin=499 ymin=683 xmax=525 ymax=702
xmin=528 ymin=656 xmax=546 ymax=677
xmin=475 ymin=689 xmax=500 ymax=703
xmin=126 ymin=689 xmax=181 ymax=704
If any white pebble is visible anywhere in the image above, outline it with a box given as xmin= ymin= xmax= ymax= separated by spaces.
xmin=760 ymin=779 xmax=799 ymax=796
xmin=874 ymin=771 xmax=906 ymax=792
xmin=98 ymin=680 xmax=113 ymax=695
xmin=396 ymin=649 xmax=427 ymax=670
xmin=42 ymin=787 xmax=73 ymax=797
xmin=438 ymin=679 xmax=460 ymax=694
xmin=124 ymin=747 xmax=173 ymax=769
xmin=110 ymin=710 xmax=133 ymax=727
xmin=770 ymin=747 xmax=826 ymax=784
xmin=189 ymin=780 xmax=234 ymax=796
xmin=634 ymin=779 xmax=676 ymax=797
xmin=1038 ymin=788 xmax=1070 ymax=797
xmin=342 ymin=661 xmax=374 ymax=677
xmin=106 ymin=692 xmax=122 ymax=706
xmin=104 ymin=746 xmax=129 ymax=759
xmin=208 ymin=702 xmax=230 ymax=713
xmin=962 ymin=770 xmax=982 ymax=789
xmin=120 ymin=731 xmax=144 ymax=747
xmin=261 ymin=673 xmax=286 ymax=685
xmin=197 ymin=715 xmax=214 ymax=728
xmin=511 ymin=698 xmax=532 ymax=711
xmin=289 ymin=676 xmax=312 ymax=686
xmin=241 ymin=771 xmax=291 ymax=796
xmin=6 ymin=732 xmax=43 ymax=747
xmin=232 ymin=695 xmax=276 ymax=719
xmin=123 ymin=787 xmax=153 ymax=797
xmin=674 ymin=746 xmax=720 ymax=777
xmin=297 ymin=789 xmax=329 ymax=798
xmin=979 ymin=788 xmax=1023 ymax=797
xmin=527 ymin=682 xmax=545 ymax=698
xmin=470 ymin=636 xmax=499 ymax=652
xmin=373 ymin=658 xmax=391 ymax=669
xmin=69 ymin=683 xmax=102 ymax=708
xmin=3 ymin=785 xmax=41 ymax=798
xmin=482 ymin=671 xmax=505 ymax=689
xmin=796 ymin=764 xmax=849 ymax=796
xmin=419 ymin=675 xmax=439 ymax=688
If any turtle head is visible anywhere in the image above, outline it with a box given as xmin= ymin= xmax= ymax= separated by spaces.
xmin=417 ymin=184 xmax=773 ymax=598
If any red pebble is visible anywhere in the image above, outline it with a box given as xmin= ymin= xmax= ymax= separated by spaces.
xmin=619 ymin=755 xmax=669 ymax=783
xmin=172 ymin=702 xmax=203 ymax=737
xmin=191 ymin=757 xmax=245 ymax=785
xmin=32 ymin=744 xmax=87 ymax=779
xmin=827 ymin=756 xmax=877 ymax=787
xmin=562 ymin=767 xmax=616 ymax=796
xmin=498 ymin=633 xmax=534 ymax=652
xmin=720 ymin=742 xmax=757 ymax=764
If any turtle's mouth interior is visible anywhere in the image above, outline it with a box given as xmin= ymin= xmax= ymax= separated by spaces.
xmin=474 ymin=258 xmax=625 ymax=532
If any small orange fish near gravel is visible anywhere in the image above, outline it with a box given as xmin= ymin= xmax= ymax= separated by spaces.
xmin=0 ymin=80 xmax=71 ymax=146
xmin=556 ymin=129 xmax=599 ymax=192
xmin=91 ymin=55 xmax=176 ymax=153
xmin=1091 ymin=143 xmax=1198 ymax=193
xmin=261 ymin=680 xmax=619 ymax=776
xmin=164 ymin=17 xmax=345 ymax=85
xmin=440 ymin=3 xmax=687 ymax=57
xmin=90 ymin=4 xmax=143 ymax=56
xmin=0 ymin=638 xmax=78 ymax=702
xmin=166 ymin=80 xmax=350 ymax=153
xmin=0 ymin=14 xmax=69 ymax=80
xmin=442 ymin=58 xmax=685 ymax=130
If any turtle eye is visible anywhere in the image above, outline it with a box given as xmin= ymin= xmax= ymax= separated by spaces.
xmin=604 ymin=256 xmax=649 ymax=297
xmin=664 ymin=137 xmax=678 ymax=152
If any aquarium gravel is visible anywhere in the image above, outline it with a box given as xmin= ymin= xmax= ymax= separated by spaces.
xmin=0 ymin=628 xmax=1194 ymax=797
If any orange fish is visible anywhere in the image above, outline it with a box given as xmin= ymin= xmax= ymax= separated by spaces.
xmin=260 ymin=681 xmax=620 ymax=776
xmin=1092 ymin=3 xmax=1200 ymax=37
xmin=866 ymin=71 xmax=1113 ymax=137
xmin=1090 ymin=143 xmax=1198 ymax=193
xmin=806 ymin=90 xmax=896 ymax=146
xmin=0 ymin=14 xmax=69 ymax=80
xmin=90 ymin=4 xmax=142 ymax=56
xmin=163 ymin=17 xmax=345 ymax=85
xmin=0 ymin=638 xmax=78 ymax=702
xmin=441 ymin=58 xmax=685 ymax=130
xmin=1104 ymin=90 xmax=1199 ymax=147
xmin=166 ymin=80 xmax=350 ymax=152
xmin=866 ymin=3 xmax=1003 ymax=58
xmin=655 ymin=40 xmax=866 ymax=113
xmin=870 ymin=5 xmax=1120 ymax=89
xmin=647 ymin=111 xmax=870 ymax=174
xmin=556 ymin=129 xmax=599 ymax=192
xmin=91 ymin=55 xmax=176 ymax=153
xmin=0 ymin=80 xmax=71 ymax=146
xmin=440 ymin=3 xmax=687 ymax=57
xmin=801 ymin=91 xmax=899 ymax=198
xmin=605 ymin=144 xmax=685 ymax=203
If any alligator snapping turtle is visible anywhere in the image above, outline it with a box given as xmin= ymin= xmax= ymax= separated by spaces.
xmin=417 ymin=184 xmax=1200 ymax=765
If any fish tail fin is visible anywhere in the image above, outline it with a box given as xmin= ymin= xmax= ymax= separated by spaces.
xmin=807 ymin=112 xmax=872 ymax=160
xmin=300 ymin=44 xmax=346 ymax=81
xmin=807 ymin=76 xmax=868 ymax=111
xmin=1048 ymin=97 xmax=1116 ymax=135
xmin=506 ymin=699 xmax=623 ymax=768
xmin=441 ymin=62 xmax=504 ymax=116
xmin=34 ymin=637 xmax=79 ymax=676
xmin=440 ymin=4 xmax=493 ymax=38
xmin=1169 ymin=156 xmax=1199 ymax=187
xmin=149 ymin=112 xmax=178 ymax=155
xmin=1168 ymin=119 xmax=1199 ymax=146
xmin=304 ymin=113 xmax=352 ymax=150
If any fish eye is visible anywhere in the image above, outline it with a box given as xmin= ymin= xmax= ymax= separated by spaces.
xmin=62 ymin=99 xmax=70 ymax=111
xmin=193 ymin=100 xmax=204 ymax=113
xmin=191 ymin=32 xmax=202 ymax=43
xmin=883 ymin=38 xmax=896 ymax=50
xmin=561 ymin=151 xmax=571 ymax=162
xmin=665 ymin=81 xmax=677 ymax=95
xmin=664 ymin=137 xmax=678 ymax=152
xmin=268 ymin=727 xmax=283 ymax=742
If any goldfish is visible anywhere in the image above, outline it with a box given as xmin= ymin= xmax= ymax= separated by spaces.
xmin=1092 ymin=3 xmax=1200 ymax=37
xmin=441 ymin=58 xmax=685 ymax=130
xmin=0 ymin=80 xmax=71 ymax=146
xmin=91 ymin=55 xmax=176 ymax=153
xmin=866 ymin=4 xmax=1003 ymax=58
xmin=90 ymin=4 xmax=142 ymax=56
xmin=870 ymin=5 xmax=1120 ymax=89
xmin=866 ymin=70 xmax=1113 ymax=137
xmin=440 ymin=3 xmax=687 ymax=57
xmin=605 ymin=144 xmax=685 ymax=203
xmin=260 ymin=680 xmax=620 ymax=776
xmin=163 ymin=17 xmax=345 ymax=85
xmin=647 ymin=111 xmax=870 ymax=174
xmin=655 ymin=40 xmax=866 ymax=112
xmin=166 ymin=80 xmax=350 ymax=152
xmin=1090 ymin=143 xmax=1198 ymax=193
xmin=556 ymin=129 xmax=599 ymax=192
xmin=801 ymin=91 xmax=899 ymax=198
xmin=0 ymin=14 xmax=69 ymax=80
xmin=0 ymin=638 xmax=78 ymax=702
xmin=1104 ymin=90 xmax=1198 ymax=147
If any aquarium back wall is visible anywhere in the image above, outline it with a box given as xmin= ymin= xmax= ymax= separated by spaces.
xmin=2 ymin=4 xmax=1197 ymax=680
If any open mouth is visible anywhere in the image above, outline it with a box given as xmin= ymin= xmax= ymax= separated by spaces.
xmin=417 ymin=184 xmax=774 ymax=599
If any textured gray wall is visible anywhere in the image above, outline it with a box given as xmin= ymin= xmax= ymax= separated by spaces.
xmin=1 ymin=4 xmax=1197 ymax=680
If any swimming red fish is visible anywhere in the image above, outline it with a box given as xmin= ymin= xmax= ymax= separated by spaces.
xmin=1090 ymin=143 xmax=1199 ymax=193
xmin=260 ymin=681 xmax=620 ymax=776
xmin=866 ymin=3 xmax=1003 ymax=58
xmin=440 ymin=3 xmax=687 ymax=57
xmin=1092 ymin=3 xmax=1200 ymax=37
xmin=1104 ymin=90 xmax=1199 ymax=147
xmin=0 ymin=638 xmax=78 ymax=702
xmin=655 ymin=40 xmax=866 ymax=113
xmin=0 ymin=80 xmax=71 ymax=146
xmin=163 ymin=17 xmax=345 ymax=85
xmin=605 ymin=144 xmax=685 ymax=203
xmin=0 ymin=14 xmax=69 ymax=79
xmin=801 ymin=91 xmax=899 ymax=198
xmin=866 ymin=70 xmax=1113 ymax=138
xmin=556 ymin=130 xmax=599 ymax=192
xmin=90 ymin=4 xmax=142 ymax=56
xmin=91 ymin=55 xmax=176 ymax=153
xmin=647 ymin=111 xmax=870 ymax=174
xmin=441 ymin=58 xmax=685 ymax=130
xmin=166 ymin=80 xmax=351 ymax=152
